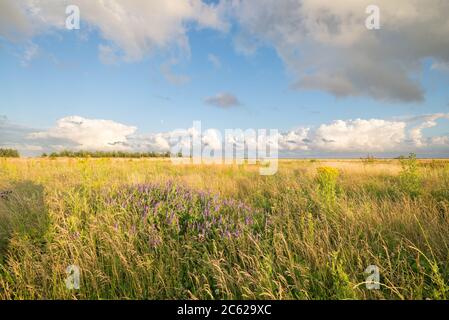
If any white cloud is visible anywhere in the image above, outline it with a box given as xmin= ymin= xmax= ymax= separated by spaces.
xmin=232 ymin=0 xmax=449 ymax=102
xmin=3 ymin=1 xmax=449 ymax=102
xmin=406 ymin=113 xmax=449 ymax=148
xmin=205 ymin=92 xmax=241 ymax=108
xmin=311 ymin=119 xmax=406 ymax=152
xmin=2 ymin=114 xmax=449 ymax=157
xmin=0 ymin=1 xmax=33 ymax=39
xmin=0 ymin=0 xmax=228 ymax=62
xmin=279 ymin=114 xmax=449 ymax=154
xmin=429 ymin=136 xmax=449 ymax=147
xmin=278 ymin=128 xmax=310 ymax=151
xmin=28 ymin=116 xmax=137 ymax=151
xmin=202 ymin=129 xmax=223 ymax=150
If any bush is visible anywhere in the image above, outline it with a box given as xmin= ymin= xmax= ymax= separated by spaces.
xmin=0 ymin=148 xmax=19 ymax=158
xmin=399 ymin=153 xmax=421 ymax=197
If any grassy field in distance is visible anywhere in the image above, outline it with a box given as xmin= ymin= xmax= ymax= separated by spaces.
xmin=0 ymin=157 xmax=448 ymax=299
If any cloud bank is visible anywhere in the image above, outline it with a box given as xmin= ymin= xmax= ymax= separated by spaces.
xmin=231 ymin=0 xmax=449 ymax=102
xmin=2 ymin=1 xmax=449 ymax=101
xmin=2 ymin=114 xmax=448 ymax=157
xmin=0 ymin=0 xmax=227 ymax=62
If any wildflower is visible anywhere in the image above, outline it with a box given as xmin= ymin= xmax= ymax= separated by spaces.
xmin=167 ymin=211 xmax=175 ymax=224
xmin=142 ymin=205 xmax=150 ymax=220
xmin=110 ymin=182 xmax=257 ymax=241
xmin=316 ymin=166 xmax=340 ymax=204
xmin=149 ymin=235 xmax=161 ymax=248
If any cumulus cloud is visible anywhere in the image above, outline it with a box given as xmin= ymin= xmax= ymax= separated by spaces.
xmin=279 ymin=114 xmax=449 ymax=155
xmin=202 ymin=129 xmax=223 ymax=150
xmin=0 ymin=1 xmax=33 ymax=39
xmin=2 ymin=114 xmax=449 ymax=157
xmin=278 ymin=120 xmax=406 ymax=153
xmin=28 ymin=116 xmax=137 ymax=151
xmin=3 ymin=1 xmax=448 ymax=102
xmin=406 ymin=113 xmax=449 ymax=148
xmin=278 ymin=128 xmax=310 ymax=151
xmin=0 ymin=0 xmax=227 ymax=62
xmin=311 ymin=119 xmax=407 ymax=152
xmin=205 ymin=92 xmax=241 ymax=108
xmin=231 ymin=0 xmax=449 ymax=102
xmin=167 ymin=115 xmax=449 ymax=156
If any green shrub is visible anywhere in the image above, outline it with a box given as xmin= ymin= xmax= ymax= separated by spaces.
xmin=0 ymin=148 xmax=19 ymax=158
xmin=399 ymin=153 xmax=421 ymax=197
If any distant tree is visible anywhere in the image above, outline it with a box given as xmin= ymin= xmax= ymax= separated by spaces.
xmin=0 ymin=148 xmax=20 ymax=158
xmin=361 ymin=154 xmax=376 ymax=164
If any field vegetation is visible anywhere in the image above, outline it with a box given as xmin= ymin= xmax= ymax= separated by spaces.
xmin=42 ymin=150 xmax=172 ymax=158
xmin=0 ymin=149 xmax=20 ymax=158
xmin=0 ymin=156 xmax=448 ymax=299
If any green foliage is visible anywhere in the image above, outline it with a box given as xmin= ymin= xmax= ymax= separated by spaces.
xmin=399 ymin=153 xmax=421 ymax=197
xmin=43 ymin=150 xmax=171 ymax=158
xmin=330 ymin=253 xmax=356 ymax=299
xmin=316 ymin=166 xmax=340 ymax=204
xmin=0 ymin=148 xmax=20 ymax=158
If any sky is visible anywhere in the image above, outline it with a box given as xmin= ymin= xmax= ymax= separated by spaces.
xmin=1 ymin=0 xmax=449 ymax=157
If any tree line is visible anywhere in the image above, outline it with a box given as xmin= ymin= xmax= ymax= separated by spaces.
xmin=0 ymin=148 xmax=20 ymax=158
xmin=42 ymin=150 xmax=173 ymax=158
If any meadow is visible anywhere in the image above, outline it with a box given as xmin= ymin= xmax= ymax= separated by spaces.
xmin=0 ymin=157 xmax=448 ymax=299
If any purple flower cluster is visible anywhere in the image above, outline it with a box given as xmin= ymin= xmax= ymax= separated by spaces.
xmin=105 ymin=182 xmax=259 ymax=246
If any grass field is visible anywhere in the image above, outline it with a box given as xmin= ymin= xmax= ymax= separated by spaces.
xmin=0 ymin=157 xmax=448 ymax=299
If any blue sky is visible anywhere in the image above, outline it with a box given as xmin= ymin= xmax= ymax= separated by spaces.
xmin=1 ymin=0 xmax=449 ymax=157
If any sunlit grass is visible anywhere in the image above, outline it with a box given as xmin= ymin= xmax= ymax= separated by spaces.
xmin=0 ymin=157 xmax=448 ymax=299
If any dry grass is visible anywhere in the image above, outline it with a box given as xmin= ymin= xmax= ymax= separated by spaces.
xmin=0 ymin=157 xmax=448 ymax=299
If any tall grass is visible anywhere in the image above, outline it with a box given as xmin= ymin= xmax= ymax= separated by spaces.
xmin=0 ymin=158 xmax=448 ymax=299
